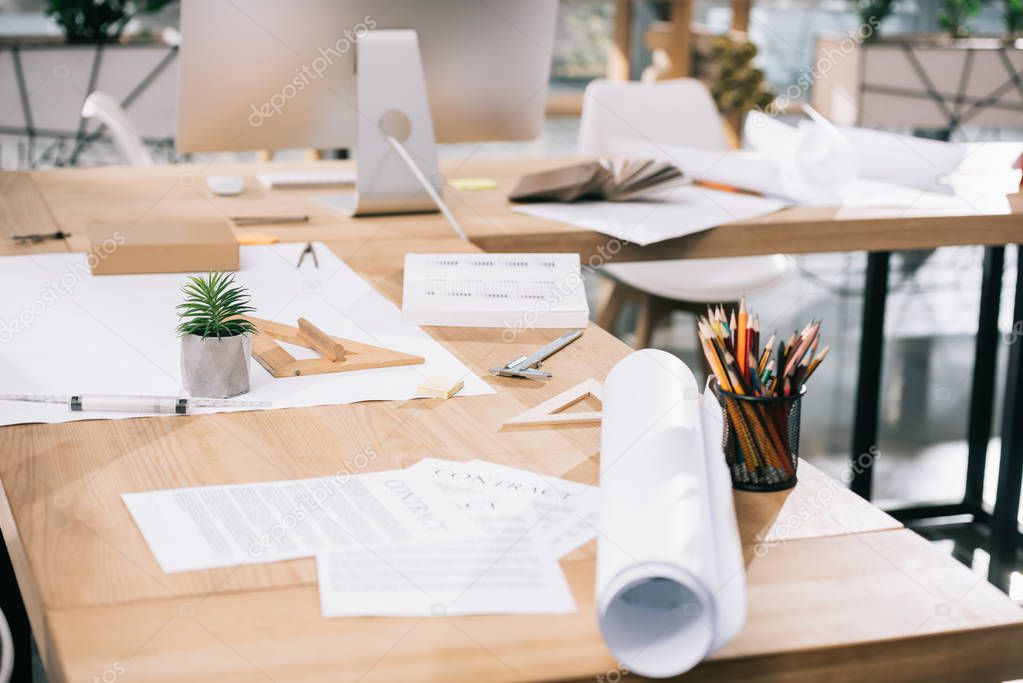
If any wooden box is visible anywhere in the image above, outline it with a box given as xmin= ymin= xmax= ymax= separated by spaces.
xmin=86 ymin=219 xmax=239 ymax=275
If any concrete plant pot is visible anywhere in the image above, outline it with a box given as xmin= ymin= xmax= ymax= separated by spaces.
xmin=180 ymin=333 xmax=252 ymax=398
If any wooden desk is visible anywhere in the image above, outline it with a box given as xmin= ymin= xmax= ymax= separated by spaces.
xmin=1 ymin=164 xmax=1022 ymax=682
xmin=20 ymin=152 xmax=1023 ymax=583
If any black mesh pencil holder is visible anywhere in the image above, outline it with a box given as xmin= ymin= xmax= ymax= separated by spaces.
xmin=709 ymin=379 xmax=805 ymax=492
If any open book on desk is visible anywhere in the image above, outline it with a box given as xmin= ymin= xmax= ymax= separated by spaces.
xmin=509 ymin=158 xmax=684 ymax=202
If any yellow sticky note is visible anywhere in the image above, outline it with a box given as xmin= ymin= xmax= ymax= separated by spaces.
xmin=235 ymin=232 xmax=280 ymax=245
xmin=449 ymin=177 xmax=498 ymax=191
xmin=417 ymin=376 xmax=464 ymax=399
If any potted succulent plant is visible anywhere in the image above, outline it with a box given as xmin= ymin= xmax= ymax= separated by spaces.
xmin=176 ymin=272 xmax=256 ymax=399
xmin=45 ymin=0 xmax=177 ymax=43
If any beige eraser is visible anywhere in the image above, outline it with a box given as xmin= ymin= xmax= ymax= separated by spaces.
xmin=417 ymin=376 xmax=464 ymax=399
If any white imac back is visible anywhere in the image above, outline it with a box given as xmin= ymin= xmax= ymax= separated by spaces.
xmin=177 ymin=0 xmax=558 ymax=152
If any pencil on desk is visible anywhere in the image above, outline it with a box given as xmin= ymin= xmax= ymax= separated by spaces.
xmin=729 ymin=310 xmax=737 ymax=354
xmin=757 ymin=334 xmax=775 ymax=375
xmin=804 ymin=346 xmax=830 ymax=382
xmin=737 ymin=298 xmax=747 ymax=375
xmin=752 ymin=315 xmax=759 ymax=370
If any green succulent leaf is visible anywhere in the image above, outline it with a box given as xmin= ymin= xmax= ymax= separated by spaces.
xmin=175 ymin=272 xmax=257 ymax=339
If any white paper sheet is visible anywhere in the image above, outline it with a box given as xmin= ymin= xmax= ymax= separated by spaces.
xmin=512 ymin=185 xmax=789 ymax=247
xmin=406 ymin=457 xmax=600 ymax=558
xmin=468 ymin=459 xmax=601 ymax=558
xmin=609 ymin=137 xmax=834 ymax=205
xmin=828 ymin=123 xmax=967 ymax=192
xmin=318 ymin=460 xmax=577 ymax=618
xmin=834 ymin=177 xmax=1009 ymax=216
xmin=123 ymin=469 xmax=478 ymax=573
xmin=404 ymin=457 xmax=536 ymax=521
xmin=316 ymin=529 xmax=577 ymax=617
xmin=0 ymin=243 xmax=493 ymax=426
xmin=402 ymin=252 xmax=589 ymax=328
xmin=596 ymin=349 xmax=745 ymax=679
xmin=609 ymin=136 xmax=1009 ymax=217
xmin=256 ymin=170 xmax=356 ymax=188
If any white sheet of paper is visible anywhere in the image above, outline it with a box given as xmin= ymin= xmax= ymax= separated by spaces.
xmin=256 ymin=170 xmax=356 ymax=188
xmin=827 ymin=123 xmax=967 ymax=192
xmin=607 ymin=136 xmax=835 ymax=204
xmin=404 ymin=457 xmax=599 ymax=558
xmin=596 ymin=349 xmax=745 ymax=679
xmin=835 ymin=178 xmax=1010 ymax=216
xmin=612 ymin=118 xmax=1011 ymax=211
xmin=123 ymin=469 xmax=479 ymax=573
xmin=404 ymin=457 xmax=536 ymax=521
xmin=464 ymin=459 xmax=599 ymax=558
xmin=402 ymin=252 xmax=589 ymax=328
xmin=0 ymin=243 xmax=493 ymax=426
xmin=316 ymin=528 xmax=577 ymax=617
xmin=609 ymin=136 xmax=1010 ymax=217
xmin=513 ymin=186 xmax=789 ymax=247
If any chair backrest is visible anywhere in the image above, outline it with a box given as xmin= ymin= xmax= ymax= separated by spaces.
xmin=578 ymin=78 xmax=730 ymax=155
xmin=81 ymin=92 xmax=154 ymax=167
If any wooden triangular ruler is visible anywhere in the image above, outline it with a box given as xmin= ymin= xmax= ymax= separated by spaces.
xmin=247 ymin=316 xmax=424 ymax=378
xmin=503 ymin=379 xmax=602 ymax=427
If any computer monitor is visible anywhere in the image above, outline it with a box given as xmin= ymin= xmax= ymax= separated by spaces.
xmin=176 ymin=0 xmax=558 ymax=152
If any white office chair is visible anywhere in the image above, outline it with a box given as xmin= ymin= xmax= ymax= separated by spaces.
xmin=580 ymin=78 xmax=793 ymax=348
xmin=81 ymin=91 xmax=154 ymax=167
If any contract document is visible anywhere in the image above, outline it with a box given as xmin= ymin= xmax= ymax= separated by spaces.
xmin=407 ymin=457 xmax=600 ymax=558
xmin=123 ymin=469 xmax=476 ymax=573
xmin=316 ymin=519 xmax=576 ymax=617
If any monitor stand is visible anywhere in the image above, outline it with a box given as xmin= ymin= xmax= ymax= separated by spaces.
xmin=317 ymin=29 xmax=466 ymax=240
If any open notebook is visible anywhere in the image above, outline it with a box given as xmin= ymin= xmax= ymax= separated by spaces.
xmin=509 ymin=158 xmax=685 ymax=203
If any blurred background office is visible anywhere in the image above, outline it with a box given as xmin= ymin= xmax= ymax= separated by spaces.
xmin=0 ymin=0 xmax=1020 ymax=600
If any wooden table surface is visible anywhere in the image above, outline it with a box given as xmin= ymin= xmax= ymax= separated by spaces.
xmin=1 ymin=162 xmax=1022 ymax=683
xmin=450 ymin=147 xmax=1023 ymax=260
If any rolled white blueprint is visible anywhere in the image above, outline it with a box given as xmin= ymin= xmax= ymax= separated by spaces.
xmin=596 ymin=349 xmax=746 ymax=678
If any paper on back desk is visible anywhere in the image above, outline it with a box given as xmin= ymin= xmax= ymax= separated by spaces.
xmin=609 ymin=136 xmax=995 ymax=215
xmin=512 ymin=184 xmax=789 ymax=247
xmin=614 ymin=113 xmax=968 ymax=205
xmin=0 ymin=243 xmax=493 ymax=426
xmin=751 ymin=114 xmax=968 ymax=194
xmin=607 ymin=137 xmax=837 ymax=205
xmin=826 ymin=123 xmax=967 ymax=193
xmin=596 ymin=349 xmax=745 ymax=679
